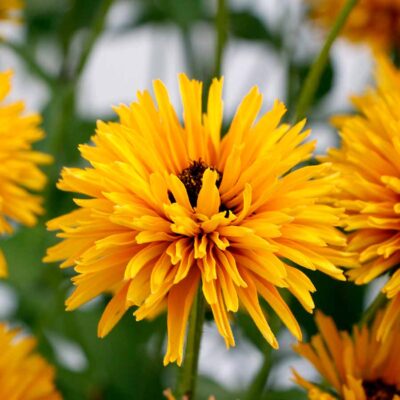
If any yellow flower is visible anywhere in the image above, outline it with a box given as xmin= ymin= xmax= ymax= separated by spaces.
xmin=322 ymin=55 xmax=400 ymax=341
xmin=293 ymin=312 xmax=400 ymax=400
xmin=0 ymin=0 xmax=22 ymax=22
xmin=0 ymin=322 xmax=61 ymax=399
xmin=0 ymin=70 xmax=51 ymax=277
xmin=307 ymin=0 xmax=400 ymax=50
xmin=45 ymin=74 xmax=352 ymax=366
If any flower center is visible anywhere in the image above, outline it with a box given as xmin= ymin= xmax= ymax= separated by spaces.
xmin=176 ymin=160 xmax=222 ymax=208
xmin=363 ymin=379 xmax=400 ymax=400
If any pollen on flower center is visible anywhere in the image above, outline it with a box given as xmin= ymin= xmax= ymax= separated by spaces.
xmin=176 ymin=160 xmax=222 ymax=208
xmin=363 ymin=379 xmax=400 ymax=400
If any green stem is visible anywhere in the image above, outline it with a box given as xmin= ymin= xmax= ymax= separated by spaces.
xmin=45 ymin=0 xmax=115 ymax=215
xmin=214 ymin=0 xmax=228 ymax=77
xmin=181 ymin=26 xmax=197 ymax=77
xmin=0 ymin=41 xmax=56 ymax=87
xmin=294 ymin=0 xmax=358 ymax=121
xmin=360 ymin=292 xmax=388 ymax=327
xmin=52 ymin=0 xmax=115 ymax=154
xmin=244 ymin=347 xmax=272 ymax=400
xmin=74 ymin=0 xmax=115 ymax=79
xmin=177 ymin=288 xmax=205 ymax=400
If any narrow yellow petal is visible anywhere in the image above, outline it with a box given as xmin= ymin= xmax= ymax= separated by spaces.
xmin=98 ymin=281 xmax=130 ymax=338
xmin=196 ymin=169 xmax=221 ymax=217
xmin=0 ymin=250 xmax=7 ymax=278
xmin=164 ymin=272 xmax=199 ymax=366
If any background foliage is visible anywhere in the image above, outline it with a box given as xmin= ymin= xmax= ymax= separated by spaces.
xmin=0 ymin=0 xmax=371 ymax=398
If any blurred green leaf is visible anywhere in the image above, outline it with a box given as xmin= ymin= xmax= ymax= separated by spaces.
xmin=289 ymin=271 xmax=366 ymax=337
xmin=229 ymin=11 xmax=282 ymax=48
xmin=134 ymin=0 xmax=208 ymax=28
xmin=197 ymin=375 xmax=240 ymax=400
xmin=263 ymin=388 xmax=308 ymax=400
xmin=25 ymin=0 xmax=67 ymax=39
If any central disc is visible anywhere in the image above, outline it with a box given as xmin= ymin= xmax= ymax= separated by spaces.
xmin=178 ymin=160 xmax=221 ymax=208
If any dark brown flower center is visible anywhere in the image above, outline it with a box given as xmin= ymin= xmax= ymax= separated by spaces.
xmin=363 ymin=379 xmax=400 ymax=400
xmin=175 ymin=160 xmax=222 ymax=208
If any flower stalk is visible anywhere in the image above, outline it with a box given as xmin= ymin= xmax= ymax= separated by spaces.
xmin=176 ymin=288 xmax=206 ymax=400
xmin=244 ymin=347 xmax=272 ymax=400
xmin=294 ymin=0 xmax=358 ymax=121
xmin=214 ymin=0 xmax=228 ymax=77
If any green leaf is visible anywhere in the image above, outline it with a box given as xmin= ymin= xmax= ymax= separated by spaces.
xmin=262 ymin=388 xmax=308 ymax=400
xmin=289 ymin=271 xmax=366 ymax=337
xmin=229 ymin=11 xmax=282 ymax=48
xmin=134 ymin=0 xmax=207 ymax=29
xmin=197 ymin=375 xmax=240 ymax=400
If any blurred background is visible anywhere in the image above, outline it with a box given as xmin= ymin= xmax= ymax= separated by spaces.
xmin=0 ymin=0 xmax=382 ymax=398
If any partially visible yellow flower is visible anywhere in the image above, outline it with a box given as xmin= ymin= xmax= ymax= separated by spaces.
xmin=308 ymin=0 xmax=400 ymax=50
xmin=45 ymin=73 xmax=353 ymax=366
xmin=0 ymin=70 xmax=52 ymax=277
xmin=321 ymin=55 xmax=400 ymax=341
xmin=0 ymin=0 xmax=22 ymax=23
xmin=0 ymin=322 xmax=61 ymax=399
xmin=293 ymin=312 xmax=400 ymax=400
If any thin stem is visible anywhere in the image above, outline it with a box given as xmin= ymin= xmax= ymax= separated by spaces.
xmin=45 ymin=0 xmax=115 ymax=215
xmin=1 ymin=41 xmax=56 ymax=87
xmin=360 ymin=292 xmax=388 ymax=327
xmin=181 ymin=26 xmax=198 ymax=77
xmin=214 ymin=0 xmax=228 ymax=77
xmin=294 ymin=0 xmax=358 ymax=122
xmin=74 ymin=0 xmax=115 ymax=79
xmin=244 ymin=347 xmax=272 ymax=400
xmin=177 ymin=288 xmax=206 ymax=400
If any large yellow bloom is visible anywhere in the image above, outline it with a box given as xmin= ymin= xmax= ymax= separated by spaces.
xmin=45 ymin=74 xmax=353 ymax=365
xmin=322 ymin=55 xmax=400 ymax=340
xmin=293 ymin=312 xmax=400 ymax=400
xmin=0 ymin=322 xmax=61 ymax=399
xmin=0 ymin=0 xmax=22 ymax=22
xmin=308 ymin=0 xmax=400 ymax=50
xmin=0 ymin=70 xmax=51 ymax=277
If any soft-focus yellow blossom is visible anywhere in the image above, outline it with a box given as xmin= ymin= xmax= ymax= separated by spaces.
xmin=0 ymin=323 xmax=61 ymax=399
xmin=293 ymin=312 xmax=400 ymax=400
xmin=308 ymin=0 xmax=400 ymax=50
xmin=45 ymin=74 xmax=353 ymax=365
xmin=322 ymin=55 xmax=400 ymax=341
xmin=0 ymin=70 xmax=52 ymax=277
xmin=0 ymin=0 xmax=22 ymax=22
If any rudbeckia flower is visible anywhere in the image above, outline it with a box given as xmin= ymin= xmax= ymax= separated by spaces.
xmin=0 ymin=70 xmax=51 ymax=276
xmin=45 ymin=74 xmax=352 ymax=365
xmin=307 ymin=0 xmax=400 ymax=51
xmin=293 ymin=312 xmax=400 ymax=400
xmin=0 ymin=323 xmax=61 ymax=399
xmin=322 ymin=55 xmax=400 ymax=340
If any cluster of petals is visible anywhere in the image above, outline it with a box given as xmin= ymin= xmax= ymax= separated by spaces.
xmin=294 ymin=312 xmax=400 ymax=400
xmin=322 ymin=56 xmax=400 ymax=340
xmin=0 ymin=0 xmax=22 ymax=23
xmin=45 ymin=74 xmax=354 ymax=365
xmin=0 ymin=323 xmax=61 ymax=400
xmin=0 ymin=70 xmax=51 ymax=276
